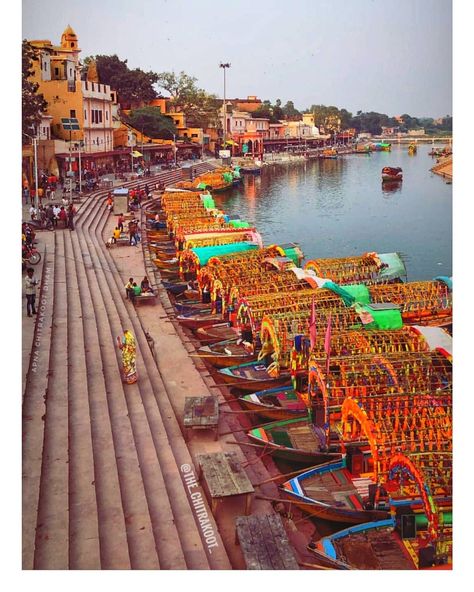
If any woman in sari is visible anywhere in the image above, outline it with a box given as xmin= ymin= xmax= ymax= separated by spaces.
xmin=117 ymin=329 xmax=138 ymax=383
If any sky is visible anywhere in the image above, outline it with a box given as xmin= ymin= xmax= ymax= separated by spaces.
xmin=21 ymin=0 xmax=453 ymax=119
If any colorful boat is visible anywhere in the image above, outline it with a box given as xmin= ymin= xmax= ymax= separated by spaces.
xmin=281 ymin=457 xmax=389 ymax=523
xmin=382 ymin=167 xmax=403 ymax=182
xmin=319 ymin=148 xmax=338 ymax=159
xmin=239 ymin=385 xmax=308 ymax=420
xmin=372 ymin=142 xmax=392 ymax=152
xmin=247 ymin=417 xmax=342 ymax=466
xmin=216 ymin=360 xmax=292 ymax=391
xmin=408 ymin=144 xmax=417 ymax=155
xmin=193 ymin=322 xmax=237 ymax=344
xmin=177 ymin=311 xmax=225 ymax=330
xmin=197 ymin=339 xmax=256 ymax=368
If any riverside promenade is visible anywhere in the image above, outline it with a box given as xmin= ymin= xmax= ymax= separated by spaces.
xmin=21 ymin=164 xmax=299 ymax=570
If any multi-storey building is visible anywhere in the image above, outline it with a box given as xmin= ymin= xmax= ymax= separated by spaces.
xmin=27 ymin=25 xmax=116 ymax=175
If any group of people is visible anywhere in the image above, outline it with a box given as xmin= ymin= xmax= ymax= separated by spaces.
xmin=113 ymin=213 xmax=141 ymax=246
xmin=124 ymin=276 xmax=153 ymax=302
xmin=30 ymin=202 xmax=76 ymax=230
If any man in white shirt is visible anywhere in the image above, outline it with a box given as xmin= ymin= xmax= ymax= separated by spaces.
xmin=24 ymin=267 xmax=39 ymax=317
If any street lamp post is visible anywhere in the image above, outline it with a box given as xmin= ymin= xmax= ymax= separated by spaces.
xmin=33 ymin=132 xmax=39 ymax=212
xmin=219 ymin=62 xmax=231 ymax=152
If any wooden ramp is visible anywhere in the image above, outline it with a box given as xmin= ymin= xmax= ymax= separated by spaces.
xmin=235 ymin=514 xmax=300 ymax=570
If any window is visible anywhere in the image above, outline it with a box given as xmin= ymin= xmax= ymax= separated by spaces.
xmin=91 ymin=82 xmax=94 ymax=91
xmin=54 ymin=68 xmax=59 ymax=77
xmin=99 ymin=110 xmax=102 ymax=123
xmin=84 ymin=110 xmax=87 ymax=120
xmin=85 ymin=81 xmax=88 ymax=90
xmin=71 ymin=42 xmax=75 ymax=48
xmin=70 ymin=109 xmax=76 ymax=118
xmin=106 ymin=111 xmax=108 ymax=121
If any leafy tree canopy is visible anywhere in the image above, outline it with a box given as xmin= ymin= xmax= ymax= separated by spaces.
xmin=22 ymin=39 xmax=47 ymax=141
xmin=282 ymin=100 xmax=301 ymax=121
xmin=155 ymin=71 xmax=220 ymax=128
xmin=125 ymin=107 xmax=177 ymax=140
xmin=82 ymin=54 xmax=158 ymax=105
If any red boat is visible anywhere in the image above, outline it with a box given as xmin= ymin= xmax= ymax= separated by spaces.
xmin=382 ymin=167 xmax=403 ymax=182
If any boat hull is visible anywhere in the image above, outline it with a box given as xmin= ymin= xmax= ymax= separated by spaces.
xmin=238 ymin=386 xmax=307 ymax=420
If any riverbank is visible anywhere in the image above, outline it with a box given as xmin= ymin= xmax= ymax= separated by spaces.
xmin=431 ymin=156 xmax=453 ymax=181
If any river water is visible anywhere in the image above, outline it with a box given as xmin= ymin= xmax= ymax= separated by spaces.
xmin=213 ymin=144 xmax=452 ymax=281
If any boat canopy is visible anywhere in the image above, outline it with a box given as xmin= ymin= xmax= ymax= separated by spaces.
xmin=191 ymin=242 xmax=259 ymax=266
xmin=377 ymin=253 xmax=407 ymax=280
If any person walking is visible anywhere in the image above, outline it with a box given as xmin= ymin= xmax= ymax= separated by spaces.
xmin=117 ymin=213 xmax=124 ymax=232
xmin=116 ymin=329 xmax=138 ymax=384
xmin=67 ymin=203 xmax=76 ymax=230
xmin=24 ymin=267 xmax=39 ymax=317
xmin=58 ymin=206 xmax=68 ymax=228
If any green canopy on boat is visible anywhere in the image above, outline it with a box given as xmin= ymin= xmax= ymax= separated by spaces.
xmin=280 ymin=245 xmax=304 ymax=266
xmin=200 ymin=194 xmax=215 ymax=209
xmin=222 ymin=172 xmax=234 ymax=183
xmin=191 ymin=242 xmax=259 ymax=266
xmin=339 ymin=283 xmax=371 ymax=304
xmin=229 ymin=219 xmax=251 ymax=228
xmin=197 ymin=182 xmax=207 ymax=190
xmin=377 ymin=253 xmax=407 ymax=281
xmin=355 ymin=303 xmax=403 ymax=330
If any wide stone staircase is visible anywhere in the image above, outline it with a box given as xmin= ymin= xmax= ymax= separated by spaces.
xmin=22 ymin=164 xmax=239 ymax=570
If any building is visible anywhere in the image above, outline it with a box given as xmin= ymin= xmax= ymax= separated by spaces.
xmin=28 ymin=26 xmax=116 ymax=176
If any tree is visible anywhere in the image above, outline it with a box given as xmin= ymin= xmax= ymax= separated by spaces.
xmin=82 ymin=54 xmax=158 ymax=105
xmin=282 ymin=100 xmax=301 ymax=120
xmin=22 ymin=39 xmax=47 ymax=141
xmin=125 ymin=107 xmax=177 ymax=140
xmin=155 ymin=71 xmax=220 ymax=128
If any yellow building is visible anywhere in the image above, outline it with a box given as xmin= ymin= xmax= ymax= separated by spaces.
xmin=28 ymin=26 xmax=116 ymax=174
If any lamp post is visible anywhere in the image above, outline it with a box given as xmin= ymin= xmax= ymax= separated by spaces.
xmin=219 ymin=62 xmax=231 ymax=152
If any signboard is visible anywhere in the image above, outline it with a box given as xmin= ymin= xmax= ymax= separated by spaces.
xmin=219 ymin=150 xmax=231 ymax=158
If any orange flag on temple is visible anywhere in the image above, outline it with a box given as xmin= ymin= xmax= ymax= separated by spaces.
xmin=309 ymin=295 xmax=317 ymax=350
xmin=324 ymin=313 xmax=332 ymax=374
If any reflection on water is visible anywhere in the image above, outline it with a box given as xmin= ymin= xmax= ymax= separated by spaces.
xmin=381 ymin=180 xmax=403 ymax=197
xmin=214 ymin=144 xmax=452 ymax=281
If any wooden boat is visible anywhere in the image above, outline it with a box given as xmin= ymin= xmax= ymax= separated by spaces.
xmin=307 ymin=515 xmax=452 ymax=570
xmin=157 ymin=268 xmax=181 ymax=280
xmin=238 ymin=386 xmax=308 ymax=420
xmin=174 ymin=301 xmax=211 ymax=315
xmin=162 ymin=280 xmax=188 ymax=295
xmin=153 ymin=257 xmax=179 ymax=270
xmin=319 ymin=148 xmax=338 ymax=159
xmin=382 ymin=167 xmax=403 ymax=182
xmin=240 ymin=164 xmax=262 ymax=174
xmin=197 ymin=339 xmax=256 ymax=368
xmin=247 ymin=417 xmax=342 ymax=466
xmin=193 ymin=323 xmax=237 ymax=344
xmin=177 ymin=312 xmax=225 ymax=330
xmin=408 ymin=144 xmax=417 ymax=155
xmin=281 ymin=458 xmax=389 ymax=523
xmin=216 ymin=360 xmax=292 ymax=391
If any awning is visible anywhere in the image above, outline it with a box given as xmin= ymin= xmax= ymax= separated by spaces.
xmin=131 ymin=150 xmax=143 ymax=157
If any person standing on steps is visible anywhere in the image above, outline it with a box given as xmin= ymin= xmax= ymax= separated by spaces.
xmin=117 ymin=212 xmax=124 ymax=232
xmin=67 ymin=203 xmax=76 ymax=230
xmin=117 ymin=329 xmax=138 ymax=384
xmin=24 ymin=267 xmax=39 ymax=317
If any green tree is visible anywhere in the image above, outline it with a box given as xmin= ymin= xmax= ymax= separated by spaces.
xmin=125 ymin=107 xmax=177 ymax=140
xmin=22 ymin=39 xmax=47 ymax=141
xmin=83 ymin=54 xmax=158 ymax=105
xmin=282 ymin=100 xmax=301 ymax=120
xmin=155 ymin=71 xmax=220 ymax=128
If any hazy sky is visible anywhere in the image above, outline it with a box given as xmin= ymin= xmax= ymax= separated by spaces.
xmin=22 ymin=0 xmax=452 ymax=118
